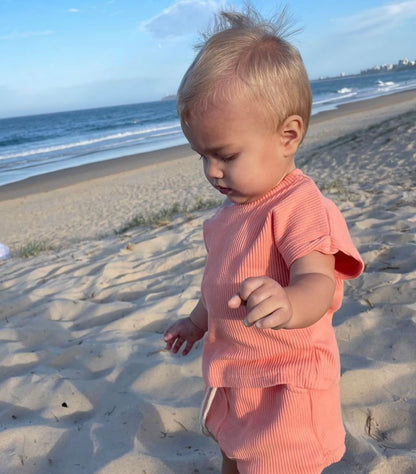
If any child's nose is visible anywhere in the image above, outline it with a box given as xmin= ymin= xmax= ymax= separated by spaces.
xmin=205 ymin=158 xmax=223 ymax=179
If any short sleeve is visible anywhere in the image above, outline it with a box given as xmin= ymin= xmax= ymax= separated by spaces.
xmin=272 ymin=178 xmax=364 ymax=280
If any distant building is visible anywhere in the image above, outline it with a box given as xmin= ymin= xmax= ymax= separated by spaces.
xmin=315 ymin=58 xmax=416 ymax=82
xmin=360 ymin=58 xmax=416 ymax=75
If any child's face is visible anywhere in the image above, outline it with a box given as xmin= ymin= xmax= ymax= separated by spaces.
xmin=182 ymin=98 xmax=297 ymax=204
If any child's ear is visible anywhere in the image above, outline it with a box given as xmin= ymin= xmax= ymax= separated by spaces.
xmin=278 ymin=115 xmax=303 ymax=156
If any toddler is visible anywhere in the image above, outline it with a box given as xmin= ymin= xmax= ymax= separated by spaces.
xmin=164 ymin=7 xmax=364 ymax=474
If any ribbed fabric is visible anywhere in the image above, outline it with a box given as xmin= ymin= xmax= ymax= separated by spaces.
xmin=201 ymin=169 xmax=364 ymax=389
xmin=205 ymin=384 xmax=346 ymax=474
xmin=199 ymin=386 xmax=218 ymax=438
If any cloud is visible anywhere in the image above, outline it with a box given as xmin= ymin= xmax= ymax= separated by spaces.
xmin=0 ymin=30 xmax=54 ymax=40
xmin=68 ymin=8 xmax=79 ymax=13
xmin=332 ymin=0 xmax=416 ymax=36
xmin=139 ymin=0 xmax=224 ymax=39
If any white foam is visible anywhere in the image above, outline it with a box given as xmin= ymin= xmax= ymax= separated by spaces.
xmin=377 ymin=80 xmax=395 ymax=87
xmin=313 ymin=92 xmax=358 ymax=106
xmin=338 ymin=87 xmax=353 ymax=94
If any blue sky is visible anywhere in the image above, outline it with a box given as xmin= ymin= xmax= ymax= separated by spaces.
xmin=1 ymin=0 xmax=415 ymax=117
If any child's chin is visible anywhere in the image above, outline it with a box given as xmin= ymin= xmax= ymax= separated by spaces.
xmin=228 ymin=194 xmax=250 ymax=204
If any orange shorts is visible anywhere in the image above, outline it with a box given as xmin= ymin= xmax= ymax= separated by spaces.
xmin=202 ymin=383 xmax=345 ymax=474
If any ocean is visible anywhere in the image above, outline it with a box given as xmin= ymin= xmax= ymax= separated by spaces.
xmin=1 ymin=68 xmax=415 ymax=187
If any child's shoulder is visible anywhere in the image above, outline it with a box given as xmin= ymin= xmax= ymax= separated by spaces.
xmin=270 ymin=169 xmax=342 ymax=234
xmin=270 ymin=169 xmax=324 ymax=207
xmin=287 ymin=168 xmax=320 ymax=190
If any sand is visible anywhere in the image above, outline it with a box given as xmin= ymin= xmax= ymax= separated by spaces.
xmin=0 ymin=90 xmax=416 ymax=473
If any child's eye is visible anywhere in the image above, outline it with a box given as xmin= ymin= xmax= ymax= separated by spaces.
xmin=220 ymin=154 xmax=237 ymax=162
xmin=197 ymin=153 xmax=237 ymax=162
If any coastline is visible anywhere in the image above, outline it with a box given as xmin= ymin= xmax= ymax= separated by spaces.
xmin=1 ymin=89 xmax=415 ymax=201
xmin=311 ymin=88 xmax=416 ymax=123
xmin=0 ymin=144 xmax=193 ymax=201
xmin=0 ymin=88 xmax=415 ymax=252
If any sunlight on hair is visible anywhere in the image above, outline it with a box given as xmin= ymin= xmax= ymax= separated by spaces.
xmin=177 ymin=3 xmax=311 ymax=138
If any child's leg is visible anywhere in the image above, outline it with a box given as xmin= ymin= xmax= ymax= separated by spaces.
xmin=221 ymin=450 xmax=239 ymax=474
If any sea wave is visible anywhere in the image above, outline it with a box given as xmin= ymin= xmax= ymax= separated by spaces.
xmin=313 ymin=91 xmax=358 ymax=106
xmin=376 ymin=80 xmax=397 ymax=91
xmin=0 ymin=123 xmax=181 ymax=161
xmin=0 ymin=134 xmax=52 ymax=149
xmin=337 ymin=87 xmax=353 ymax=94
xmin=377 ymin=80 xmax=395 ymax=87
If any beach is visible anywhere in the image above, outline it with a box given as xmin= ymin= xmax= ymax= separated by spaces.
xmin=1 ymin=89 xmax=415 ymax=252
xmin=0 ymin=89 xmax=416 ymax=473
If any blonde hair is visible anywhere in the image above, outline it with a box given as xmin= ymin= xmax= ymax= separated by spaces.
xmin=177 ymin=6 xmax=312 ymax=137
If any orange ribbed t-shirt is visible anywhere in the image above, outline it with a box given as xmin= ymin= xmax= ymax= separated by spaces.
xmin=201 ymin=169 xmax=363 ymax=389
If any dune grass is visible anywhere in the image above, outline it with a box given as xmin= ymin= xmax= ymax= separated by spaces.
xmin=116 ymin=196 xmax=222 ymax=234
xmin=17 ymin=240 xmax=56 ymax=258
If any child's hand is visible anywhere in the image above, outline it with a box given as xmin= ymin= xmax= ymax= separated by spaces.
xmin=164 ymin=317 xmax=206 ymax=355
xmin=228 ymin=276 xmax=293 ymax=330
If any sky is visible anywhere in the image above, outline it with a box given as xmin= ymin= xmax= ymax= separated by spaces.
xmin=1 ymin=0 xmax=416 ymax=118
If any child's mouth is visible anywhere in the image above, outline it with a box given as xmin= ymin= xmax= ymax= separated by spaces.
xmin=216 ymin=185 xmax=232 ymax=195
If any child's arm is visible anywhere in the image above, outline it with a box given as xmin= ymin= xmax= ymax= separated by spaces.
xmin=164 ymin=298 xmax=207 ymax=355
xmin=228 ymin=251 xmax=335 ymax=330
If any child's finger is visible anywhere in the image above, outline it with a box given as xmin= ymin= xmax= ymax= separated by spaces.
xmin=164 ymin=335 xmax=176 ymax=351
xmin=228 ymin=292 xmax=246 ymax=308
xmin=171 ymin=337 xmax=185 ymax=353
xmin=182 ymin=341 xmax=194 ymax=356
xmin=164 ymin=327 xmax=181 ymax=351
xmin=164 ymin=333 xmax=174 ymax=344
xmin=237 ymin=277 xmax=266 ymax=303
xmin=163 ymin=325 xmax=179 ymax=341
xmin=253 ymin=309 xmax=287 ymax=330
xmin=243 ymin=296 xmax=280 ymax=327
